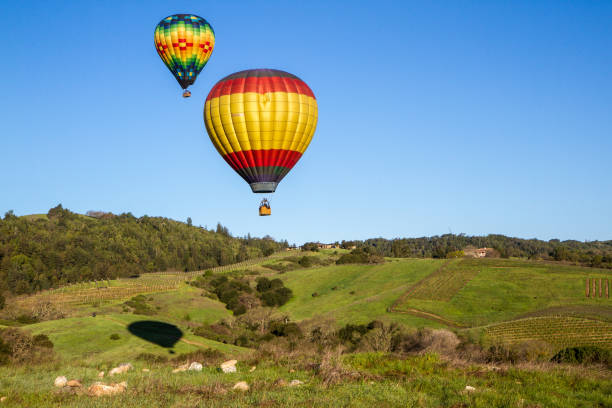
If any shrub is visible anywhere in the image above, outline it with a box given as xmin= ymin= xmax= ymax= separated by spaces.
xmin=298 ymin=256 xmax=313 ymax=267
xmin=110 ymin=333 xmax=120 ymax=340
xmin=124 ymin=295 xmax=156 ymax=316
xmin=32 ymin=334 xmax=54 ymax=349
xmin=551 ymin=346 xmax=611 ymax=365
xmin=0 ymin=327 xmax=54 ymax=365
xmin=336 ymin=248 xmax=384 ymax=264
xmin=136 ymin=353 xmax=168 ymax=364
xmin=269 ymin=322 xmax=302 ymax=338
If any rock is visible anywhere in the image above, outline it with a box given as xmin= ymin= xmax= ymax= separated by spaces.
xmin=97 ymin=371 xmax=105 ymax=378
xmin=66 ymin=380 xmax=82 ymax=388
xmin=465 ymin=385 xmax=476 ymax=392
xmin=0 ymin=396 xmax=6 ymax=403
xmin=88 ymin=381 xmax=127 ymax=397
xmin=273 ymin=378 xmax=288 ymax=387
xmin=249 ymin=366 xmax=256 ymax=372
xmin=54 ymin=376 xmax=68 ymax=388
xmin=188 ymin=362 xmax=203 ymax=372
xmin=173 ymin=363 xmax=189 ymax=373
xmin=232 ymin=381 xmax=249 ymax=392
xmin=289 ymin=369 xmax=295 ymax=373
xmin=220 ymin=360 xmax=237 ymax=373
xmin=142 ymin=368 xmax=150 ymax=372
xmin=289 ymin=379 xmax=303 ymax=387
xmin=109 ymin=363 xmax=133 ymax=376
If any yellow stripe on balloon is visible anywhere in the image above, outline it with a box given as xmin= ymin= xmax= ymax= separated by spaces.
xmin=205 ymin=92 xmax=317 ymax=154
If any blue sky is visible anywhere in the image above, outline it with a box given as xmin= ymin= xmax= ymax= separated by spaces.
xmin=1 ymin=1 xmax=611 ymax=244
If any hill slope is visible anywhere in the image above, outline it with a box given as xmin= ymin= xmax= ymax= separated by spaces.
xmin=0 ymin=205 xmax=284 ymax=295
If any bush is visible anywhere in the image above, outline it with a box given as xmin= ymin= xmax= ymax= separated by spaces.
xmin=32 ymin=334 xmax=54 ymax=349
xmin=136 ymin=353 xmax=168 ymax=364
xmin=0 ymin=327 xmax=54 ymax=365
xmin=256 ymin=277 xmax=292 ymax=307
xmin=551 ymin=346 xmax=611 ymax=365
xmin=298 ymin=256 xmax=313 ymax=267
xmin=269 ymin=322 xmax=302 ymax=338
xmin=302 ymin=242 xmax=319 ymax=252
xmin=336 ymin=248 xmax=384 ymax=265
xmin=110 ymin=333 xmax=120 ymax=340
xmin=124 ymin=295 xmax=156 ymax=316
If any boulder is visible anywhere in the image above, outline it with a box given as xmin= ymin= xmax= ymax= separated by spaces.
xmin=188 ymin=362 xmax=203 ymax=372
xmin=109 ymin=363 xmax=133 ymax=376
xmin=97 ymin=371 xmax=105 ymax=378
xmin=172 ymin=363 xmax=189 ymax=373
xmin=88 ymin=381 xmax=127 ymax=397
xmin=220 ymin=360 xmax=237 ymax=373
xmin=465 ymin=385 xmax=476 ymax=392
xmin=289 ymin=379 xmax=303 ymax=387
xmin=54 ymin=376 xmax=68 ymax=388
xmin=232 ymin=381 xmax=249 ymax=392
xmin=66 ymin=380 xmax=82 ymax=388
xmin=0 ymin=396 xmax=6 ymax=403
xmin=249 ymin=366 xmax=256 ymax=372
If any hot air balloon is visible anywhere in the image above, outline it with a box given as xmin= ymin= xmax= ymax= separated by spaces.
xmin=204 ymin=69 xmax=318 ymax=216
xmin=154 ymin=14 xmax=215 ymax=98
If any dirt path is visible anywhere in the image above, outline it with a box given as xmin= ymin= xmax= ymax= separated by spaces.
xmin=388 ymin=260 xmax=465 ymax=328
xmin=100 ymin=316 xmax=209 ymax=348
xmin=391 ymin=307 xmax=465 ymax=328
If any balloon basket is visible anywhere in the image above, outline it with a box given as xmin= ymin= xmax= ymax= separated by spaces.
xmin=182 ymin=90 xmax=191 ymax=98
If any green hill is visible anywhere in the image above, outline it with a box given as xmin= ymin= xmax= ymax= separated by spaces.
xmin=0 ymin=205 xmax=284 ymax=295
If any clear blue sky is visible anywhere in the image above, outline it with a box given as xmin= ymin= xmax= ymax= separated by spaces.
xmin=1 ymin=1 xmax=611 ymax=245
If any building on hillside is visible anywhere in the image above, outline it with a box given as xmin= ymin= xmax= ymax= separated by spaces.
xmin=463 ymin=247 xmax=492 ymax=258
xmin=475 ymin=248 xmax=489 ymax=257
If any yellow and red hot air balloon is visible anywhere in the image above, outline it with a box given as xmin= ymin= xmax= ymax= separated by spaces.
xmin=204 ymin=69 xmax=318 ymax=215
xmin=154 ymin=14 xmax=215 ymax=97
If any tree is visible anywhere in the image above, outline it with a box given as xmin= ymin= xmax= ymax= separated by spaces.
xmin=187 ymin=217 xmax=192 ymax=227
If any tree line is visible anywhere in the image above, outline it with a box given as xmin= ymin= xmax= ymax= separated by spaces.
xmin=0 ymin=205 xmax=286 ymax=295
xmin=339 ymin=234 xmax=612 ymax=268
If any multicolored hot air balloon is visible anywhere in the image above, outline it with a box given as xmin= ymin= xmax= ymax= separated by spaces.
xmin=154 ymin=14 xmax=215 ymax=98
xmin=204 ymin=69 xmax=318 ymax=215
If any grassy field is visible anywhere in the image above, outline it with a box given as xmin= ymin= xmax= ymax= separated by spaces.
xmin=393 ymin=258 xmax=612 ymax=327
xmin=26 ymin=313 xmax=246 ymax=364
xmin=0 ymin=351 xmax=610 ymax=407
xmin=278 ymin=259 xmax=447 ymax=327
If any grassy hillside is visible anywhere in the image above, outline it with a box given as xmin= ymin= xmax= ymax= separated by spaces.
xmin=1 ymin=253 xmax=611 ymax=407
xmin=26 ymin=313 xmax=246 ymax=364
xmin=392 ymin=258 xmax=611 ymax=327
xmin=278 ymin=259 xmax=446 ymax=327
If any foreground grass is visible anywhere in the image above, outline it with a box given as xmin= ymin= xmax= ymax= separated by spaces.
xmin=0 ymin=353 xmax=609 ymax=407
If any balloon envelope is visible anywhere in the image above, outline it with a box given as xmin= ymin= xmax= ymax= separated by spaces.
xmin=154 ymin=14 xmax=215 ymax=90
xmin=204 ymin=69 xmax=318 ymax=193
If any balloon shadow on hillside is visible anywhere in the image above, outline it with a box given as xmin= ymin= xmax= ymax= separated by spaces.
xmin=127 ymin=321 xmax=183 ymax=353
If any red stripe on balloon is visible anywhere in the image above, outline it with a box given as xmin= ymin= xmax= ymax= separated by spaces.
xmin=206 ymin=77 xmax=315 ymax=101
xmin=221 ymin=149 xmax=302 ymax=170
